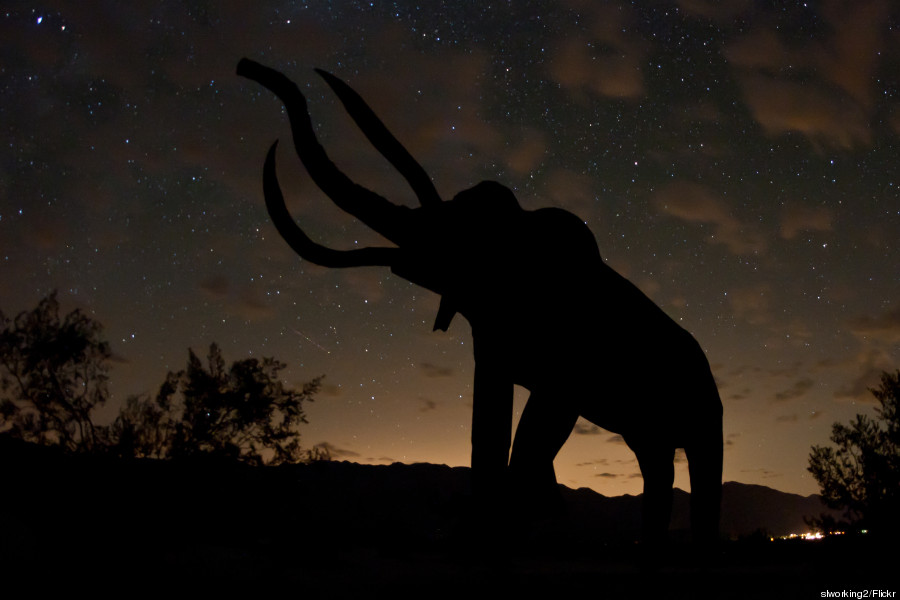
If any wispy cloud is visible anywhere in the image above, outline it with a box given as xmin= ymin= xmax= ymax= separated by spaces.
xmin=313 ymin=442 xmax=360 ymax=459
xmin=420 ymin=362 xmax=455 ymax=378
xmin=546 ymin=2 xmax=648 ymax=101
xmin=727 ymin=284 xmax=773 ymax=326
xmin=573 ymin=419 xmax=603 ymax=435
xmin=740 ymin=467 xmax=782 ymax=480
xmin=733 ymin=74 xmax=871 ymax=150
xmin=780 ymin=204 xmax=834 ymax=240
xmin=723 ymin=0 xmax=892 ymax=150
xmin=849 ymin=307 xmax=900 ymax=344
xmin=676 ymin=0 xmax=753 ymax=22
xmin=198 ymin=275 xmax=274 ymax=321
xmin=834 ymin=352 xmax=896 ymax=404
xmin=773 ymin=378 xmax=815 ymax=403
xmin=653 ymin=181 xmax=765 ymax=254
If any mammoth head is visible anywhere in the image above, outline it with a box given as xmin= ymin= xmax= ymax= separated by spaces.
xmin=237 ymin=59 xmax=523 ymax=331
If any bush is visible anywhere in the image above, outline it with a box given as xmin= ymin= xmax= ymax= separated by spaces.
xmin=808 ymin=370 xmax=900 ymax=536
xmin=0 ymin=293 xmax=110 ymax=451
xmin=107 ymin=343 xmax=323 ymax=465
xmin=1 ymin=293 xmax=323 ymax=465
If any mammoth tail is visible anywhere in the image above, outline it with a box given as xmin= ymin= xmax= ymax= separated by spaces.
xmin=684 ymin=404 xmax=723 ymax=547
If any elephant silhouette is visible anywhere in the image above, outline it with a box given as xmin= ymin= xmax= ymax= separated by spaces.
xmin=237 ymin=58 xmax=723 ymax=548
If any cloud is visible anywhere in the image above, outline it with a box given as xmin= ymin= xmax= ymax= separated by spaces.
xmin=197 ymin=275 xmax=274 ymax=320
xmin=573 ymin=419 xmax=602 ymax=435
xmin=735 ymin=74 xmax=871 ymax=150
xmin=849 ymin=307 xmax=900 ymax=344
xmin=320 ymin=383 xmax=344 ymax=398
xmin=606 ymin=434 xmax=627 ymax=445
xmin=547 ymin=2 xmax=648 ymax=101
xmin=109 ymin=352 xmax=131 ymax=365
xmin=236 ymin=294 xmax=272 ymax=319
xmin=723 ymin=0 xmax=893 ymax=150
xmin=727 ymin=284 xmax=773 ymax=326
xmin=653 ymin=181 xmax=765 ymax=254
xmin=740 ymin=467 xmax=782 ymax=480
xmin=676 ymin=0 xmax=752 ymax=22
xmin=727 ymin=390 xmax=750 ymax=401
xmin=833 ymin=350 xmax=897 ymax=404
xmin=819 ymin=0 xmax=892 ymax=111
xmin=418 ymin=397 xmax=437 ymax=412
xmin=780 ymin=204 xmax=834 ymax=240
xmin=22 ymin=216 xmax=71 ymax=253
xmin=334 ymin=44 xmax=501 ymax=193
xmin=420 ymin=362 xmax=455 ymax=378
xmin=773 ymin=378 xmax=815 ymax=403
xmin=505 ymin=128 xmax=547 ymax=175
xmin=824 ymin=314 xmax=900 ymax=403
xmin=538 ymin=168 xmax=602 ymax=221
xmin=550 ymin=37 xmax=645 ymax=100
xmin=313 ymin=442 xmax=360 ymax=459
xmin=200 ymin=276 xmax=229 ymax=296
xmin=340 ymin=270 xmax=388 ymax=304
xmin=890 ymin=106 xmax=900 ymax=136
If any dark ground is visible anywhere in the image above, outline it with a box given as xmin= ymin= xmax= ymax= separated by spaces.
xmin=1 ymin=436 xmax=893 ymax=597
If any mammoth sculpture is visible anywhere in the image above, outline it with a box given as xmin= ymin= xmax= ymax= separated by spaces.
xmin=237 ymin=58 xmax=723 ymax=547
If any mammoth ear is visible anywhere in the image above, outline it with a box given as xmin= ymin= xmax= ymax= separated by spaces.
xmin=432 ymin=297 xmax=458 ymax=332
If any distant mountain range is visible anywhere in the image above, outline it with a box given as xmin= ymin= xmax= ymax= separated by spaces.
xmin=0 ymin=436 xmax=837 ymax=547
xmin=3 ymin=437 xmax=842 ymax=554
xmin=283 ymin=459 xmax=839 ymax=541
xmin=4 ymin=436 xmax=871 ymax=596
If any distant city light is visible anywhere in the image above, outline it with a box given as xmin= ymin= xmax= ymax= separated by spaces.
xmin=770 ymin=531 xmax=845 ymax=541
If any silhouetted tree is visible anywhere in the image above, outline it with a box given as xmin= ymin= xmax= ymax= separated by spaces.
xmin=0 ymin=292 xmax=111 ymax=451
xmin=104 ymin=389 xmax=175 ymax=460
xmin=808 ymin=370 xmax=900 ymax=536
xmin=109 ymin=343 xmax=322 ymax=465
xmin=0 ymin=295 xmax=322 ymax=464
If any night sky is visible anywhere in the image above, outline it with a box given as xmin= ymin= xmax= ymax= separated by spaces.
xmin=2 ymin=1 xmax=898 ymax=496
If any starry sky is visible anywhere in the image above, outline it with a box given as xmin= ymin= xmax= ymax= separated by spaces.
xmin=2 ymin=0 xmax=898 ymax=496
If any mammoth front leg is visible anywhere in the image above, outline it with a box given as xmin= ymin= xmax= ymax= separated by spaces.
xmin=629 ymin=439 xmax=676 ymax=547
xmin=470 ymin=362 xmax=514 ymax=504
xmin=508 ymin=392 xmax=578 ymax=517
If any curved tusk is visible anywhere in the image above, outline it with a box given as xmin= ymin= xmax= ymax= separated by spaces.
xmin=237 ymin=58 xmax=409 ymax=245
xmin=314 ymin=69 xmax=441 ymax=207
xmin=263 ymin=141 xmax=398 ymax=268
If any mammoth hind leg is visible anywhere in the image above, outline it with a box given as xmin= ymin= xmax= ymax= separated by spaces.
xmin=630 ymin=440 xmax=676 ymax=547
xmin=508 ymin=392 xmax=578 ymax=517
xmin=685 ymin=427 xmax=723 ymax=546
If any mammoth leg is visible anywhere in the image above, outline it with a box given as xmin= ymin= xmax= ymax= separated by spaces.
xmin=685 ymin=419 xmax=723 ymax=547
xmin=629 ymin=438 xmax=675 ymax=548
xmin=470 ymin=362 xmax=514 ymax=505
xmin=508 ymin=392 xmax=578 ymax=518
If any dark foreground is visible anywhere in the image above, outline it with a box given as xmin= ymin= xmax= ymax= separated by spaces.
xmin=1 ymin=437 xmax=893 ymax=597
